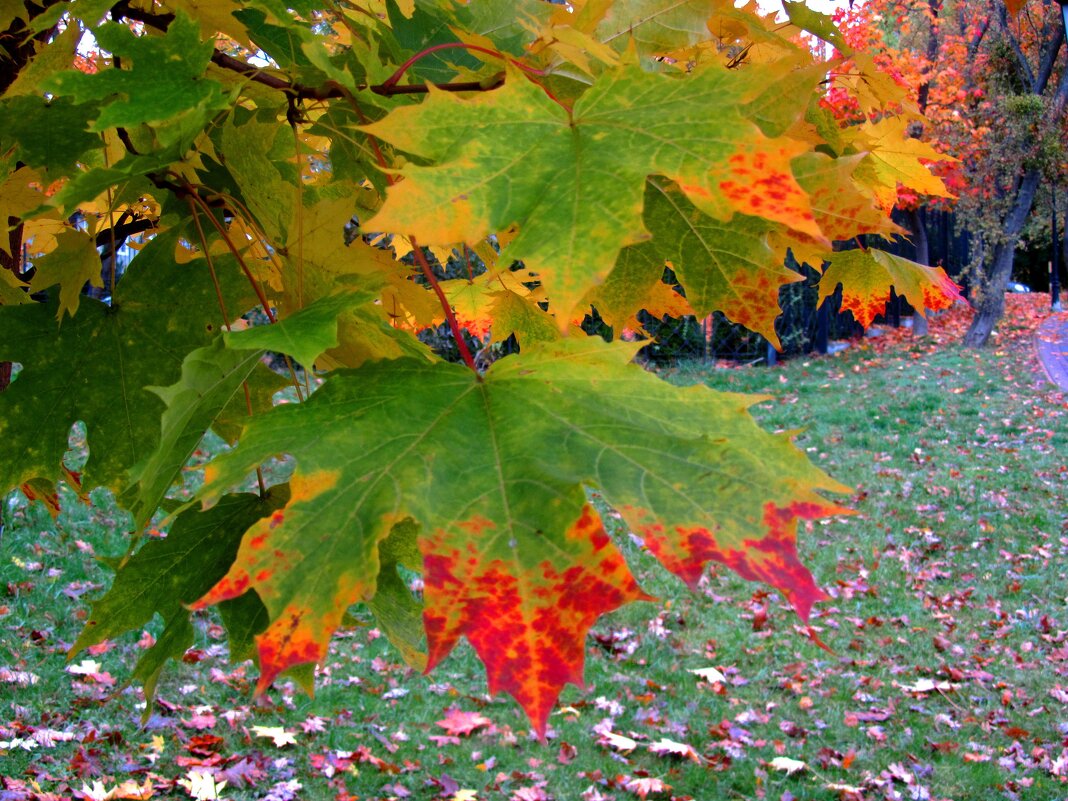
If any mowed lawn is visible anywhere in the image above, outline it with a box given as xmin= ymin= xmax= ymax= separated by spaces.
xmin=2 ymin=295 xmax=1066 ymax=801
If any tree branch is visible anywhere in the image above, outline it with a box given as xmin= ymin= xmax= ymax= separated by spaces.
xmin=997 ymin=4 xmax=1036 ymax=89
xmin=1032 ymin=10 xmax=1064 ymax=94
xmin=967 ymin=15 xmax=990 ymax=58
xmin=108 ymin=1 xmax=507 ymax=100
xmin=95 ymin=218 xmax=157 ymax=252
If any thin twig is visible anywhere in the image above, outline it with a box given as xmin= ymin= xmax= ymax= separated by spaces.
xmin=411 ymin=237 xmax=478 ymax=374
xmin=183 ymin=186 xmax=305 ymax=402
xmin=187 ymin=198 xmax=266 ymax=496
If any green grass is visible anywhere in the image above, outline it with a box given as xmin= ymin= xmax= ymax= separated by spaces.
xmin=2 ymin=329 xmax=1066 ymax=801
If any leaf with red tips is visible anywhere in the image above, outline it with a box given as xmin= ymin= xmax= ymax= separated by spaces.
xmin=190 ymin=470 xmax=358 ymax=693
xmin=791 ymin=152 xmax=906 ymax=244
xmin=819 ymin=247 xmax=965 ymax=329
xmin=364 ymin=62 xmax=819 ymax=323
xmin=636 ymin=501 xmax=844 ymax=621
xmin=710 ymin=138 xmax=824 ymax=242
xmin=191 ymin=337 xmax=847 ymax=730
xmin=593 ymin=178 xmax=801 ymax=346
xmin=424 ymin=505 xmax=650 ymax=735
xmin=71 ymin=491 xmax=286 ymax=705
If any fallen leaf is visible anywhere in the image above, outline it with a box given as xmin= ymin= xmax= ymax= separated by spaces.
xmin=598 ymin=730 xmax=638 ymax=753
xmin=436 ymin=707 xmax=492 ymax=737
xmin=176 ymin=770 xmax=227 ymax=800
xmin=769 ymin=756 xmax=807 ymax=774
xmin=688 ymin=666 xmax=726 ymax=683
xmin=898 ymin=679 xmax=956 ymax=694
xmin=623 ymin=776 xmax=671 ymax=798
xmin=648 ymin=737 xmax=701 ymax=762
xmin=250 ymin=725 xmax=298 ymax=747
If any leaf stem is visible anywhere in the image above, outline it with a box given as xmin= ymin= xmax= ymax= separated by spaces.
xmin=341 ymin=93 xmax=479 ymax=374
xmin=411 ymin=237 xmax=478 ymax=374
xmin=380 ymin=42 xmax=547 ymax=91
xmin=187 ymin=198 xmax=266 ymax=496
xmin=181 ymin=184 xmax=305 ymax=403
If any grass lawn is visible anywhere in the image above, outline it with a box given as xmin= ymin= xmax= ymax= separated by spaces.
xmin=2 ymin=296 xmax=1066 ymax=801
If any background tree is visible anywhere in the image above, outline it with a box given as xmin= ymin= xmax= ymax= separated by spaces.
xmin=839 ymin=0 xmax=1068 ymax=346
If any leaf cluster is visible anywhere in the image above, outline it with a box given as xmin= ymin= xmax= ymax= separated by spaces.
xmin=0 ymin=0 xmax=961 ymax=733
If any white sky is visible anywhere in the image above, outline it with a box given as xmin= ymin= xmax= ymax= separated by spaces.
xmin=753 ymin=0 xmax=856 ymax=18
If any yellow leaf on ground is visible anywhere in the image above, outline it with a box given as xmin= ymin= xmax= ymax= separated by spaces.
xmin=251 ymin=725 xmax=298 ymax=747
xmin=769 ymin=756 xmax=808 ymax=774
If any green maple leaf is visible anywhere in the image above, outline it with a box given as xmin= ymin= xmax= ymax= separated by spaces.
xmin=122 ymin=338 xmax=268 ymax=531
xmin=819 ymin=247 xmax=964 ymax=328
xmin=595 ymin=0 xmax=717 ymax=59
xmin=0 ymin=230 xmax=255 ymax=495
xmin=221 ymin=114 xmax=295 ymax=246
xmin=595 ymin=179 xmax=800 ymax=345
xmin=124 ymin=290 xmax=376 ymax=527
xmin=27 ymin=229 xmax=104 ymax=320
xmin=44 ymin=10 xmax=227 ymax=145
xmin=0 ymin=95 xmax=102 ymax=172
xmin=365 ymin=63 xmax=822 ymax=322
xmin=367 ymin=518 xmax=428 ymax=671
xmin=72 ymin=490 xmax=288 ymax=705
xmin=781 ymin=1 xmax=852 ymax=55
xmin=189 ymin=338 xmax=846 ymax=734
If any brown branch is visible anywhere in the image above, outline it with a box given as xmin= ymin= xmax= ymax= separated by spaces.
xmin=108 ymin=0 xmax=506 ymax=101
xmin=94 ymin=218 xmax=157 ymax=251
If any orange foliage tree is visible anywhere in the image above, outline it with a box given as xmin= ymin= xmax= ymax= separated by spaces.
xmin=837 ymin=0 xmax=1068 ymax=345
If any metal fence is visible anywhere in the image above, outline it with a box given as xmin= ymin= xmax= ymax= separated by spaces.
xmin=631 ymin=208 xmax=971 ymax=366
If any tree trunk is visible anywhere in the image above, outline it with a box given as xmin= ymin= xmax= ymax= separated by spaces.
xmin=906 ymin=207 xmax=930 ymax=336
xmin=963 ymin=169 xmax=1041 ymax=347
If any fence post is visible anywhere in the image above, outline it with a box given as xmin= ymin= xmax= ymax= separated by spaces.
xmin=814 ymin=299 xmax=829 ymax=355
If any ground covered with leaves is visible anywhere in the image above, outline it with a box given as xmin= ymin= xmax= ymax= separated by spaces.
xmin=2 ymin=296 xmax=1066 ymax=801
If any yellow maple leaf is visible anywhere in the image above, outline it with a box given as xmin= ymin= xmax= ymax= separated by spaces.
xmin=852 ymin=116 xmax=956 ymax=209
xmin=251 ymin=725 xmax=298 ymax=747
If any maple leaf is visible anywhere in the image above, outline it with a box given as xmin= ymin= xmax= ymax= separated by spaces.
xmin=26 ymin=229 xmax=104 ymax=321
xmin=790 ymin=153 xmax=906 ymax=244
xmin=624 ymin=776 xmax=671 ymax=798
xmin=71 ymin=492 xmax=286 ymax=704
xmin=0 ymin=265 xmax=30 ymax=306
xmin=435 ymin=707 xmax=492 ymax=737
xmin=365 ymin=63 xmax=822 ymax=322
xmin=0 ymin=95 xmax=102 ymax=173
xmin=122 ymin=338 xmax=272 ymax=530
xmin=819 ymin=248 xmax=964 ymax=328
xmin=0 ymin=230 xmax=255 ymax=495
xmin=768 ymin=756 xmax=808 ymax=775
xmin=220 ymin=114 xmax=295 ymax=246
xmin=44 ymin=11 xmax=228 ymax=147
xmin=177 ymin=769 xmax=227 ymax=800
xmin=593 ymin=0 xmax=714 ymax=61
xmin=648 ymin=737 xmax=701 ymax=762
xmin=367 ymin=519 xmax=428 ymax=671
xmin=599 ymin=730 xmax=638 ymax=753
xmin=688 ymin=666 xmax=727 ymax=683
xmin=852 ymin=116 xmax=956 ymax=209
xmin=189 ymin=337 xmax=845 ymax=733
xmin=782 ymin=1 xmax=851 ymax=55
xmin=251 ymin=725 xmax=298 ymax=747
xmin=595 ymin=178 xmax=800 ymax=345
